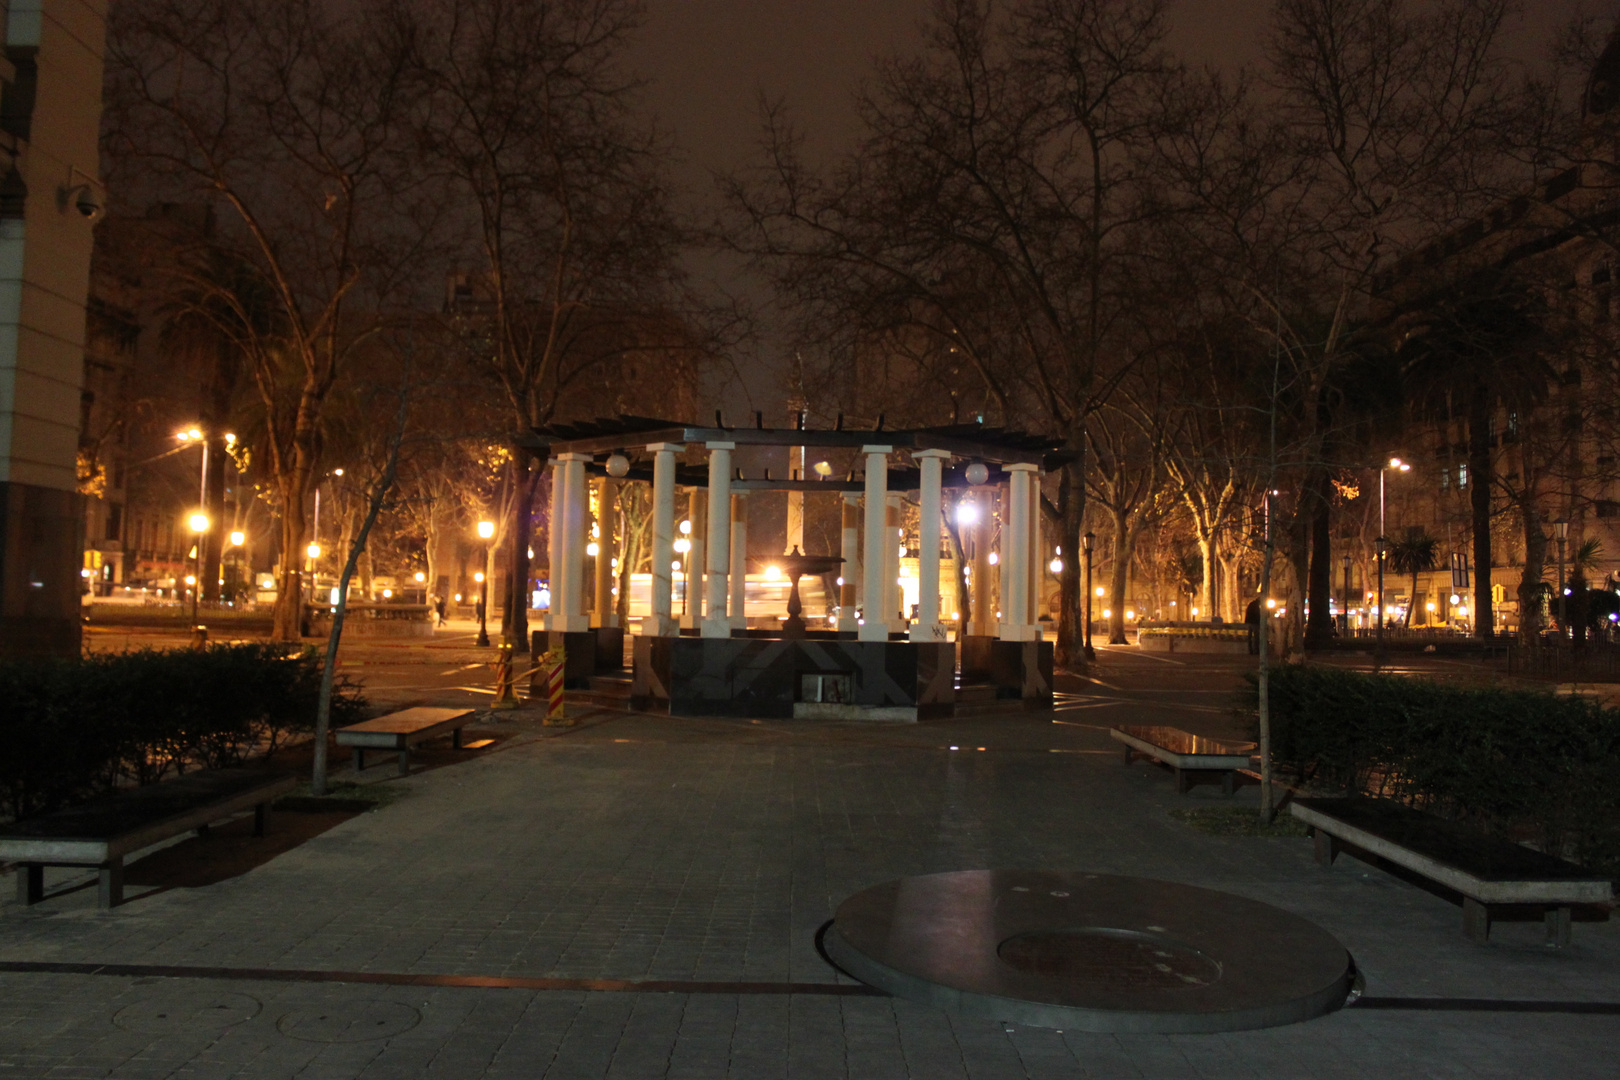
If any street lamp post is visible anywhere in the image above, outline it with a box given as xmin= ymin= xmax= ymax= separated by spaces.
xmin=1082 ymin=531 xmax=1096 ymax=661
xmin=1555 ymin=519 xmax=1569 ymax=639
xmin=188 ymin=513 xmax=209 ymax=622
xmin=1376 ymin=457 xmax=1411 ymax=665
xmin=477 ymin=519 xmax=495 ymax=647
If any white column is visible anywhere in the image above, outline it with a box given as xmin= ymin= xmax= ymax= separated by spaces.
xmin=786 ymin=444 xmax=804 ymax=554
xmin=553 ymin=452 xmax=591 ymax=632
xmin=838 ymin=493 xmax=860 ymax=633
xmin=702 ymin=442 xmax=735 ymax=638
xmin=681 ymin=489 xmax=706 ymax=630
xmin=643 ymin=442 xmax=683 ymax=636
xmin=885 ymin=493 xmax=904 ymax=632
xmin=546 ymin=458 xmax=564 ymax=630
xmin=730 ymin=493 xmax=748 ymax=630
xmin=999 ymin=464 xmax=1037 ymax=641
xmin=1028 ymin=468 xmax=1042 ymax=633
xmin=860 ymin=446 xmax=892 ymax=642
xmin=911 ymin=450 xmax=949 ymax=642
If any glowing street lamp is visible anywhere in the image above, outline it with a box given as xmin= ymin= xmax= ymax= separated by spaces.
xmin=1082 ymin=531 xmax=1096 ymax=661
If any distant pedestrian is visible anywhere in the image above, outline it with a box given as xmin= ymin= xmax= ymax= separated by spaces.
xmin=1245 ymin=597 xmax=1262 ymax=655
xmin=433 ymin=594 xmax=447 ymax=627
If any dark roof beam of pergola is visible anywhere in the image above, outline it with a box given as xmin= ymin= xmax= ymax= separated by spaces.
xmin=521 ymin=415 xmax=1067 ymax=469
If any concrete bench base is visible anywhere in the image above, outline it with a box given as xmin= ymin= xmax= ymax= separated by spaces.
xmin=1293 ymin=798 xmax=1612 ymax=946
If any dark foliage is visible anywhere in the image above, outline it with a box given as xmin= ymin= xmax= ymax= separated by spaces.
xmin=0 ymin=644 xmax=365 ymax=821
xmin=1248 ymin=665 xmax=1620 ymax=876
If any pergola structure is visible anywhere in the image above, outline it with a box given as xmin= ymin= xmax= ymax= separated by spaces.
xmin=526 ymin=416 xmax=1067 ymax=720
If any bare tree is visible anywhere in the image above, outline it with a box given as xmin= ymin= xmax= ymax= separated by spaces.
xmin=729 ymin=0 xmax=1186 ymax=667
xmin=106 ymin=0 xmax=437 ymax=640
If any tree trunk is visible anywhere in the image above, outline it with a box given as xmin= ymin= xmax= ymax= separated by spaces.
xmin=505 ymin=448 xmax=543 ymax=646
xmin=1055 ymin=440 xmax=1085 ymax=668
xmin=1517 ymin=496 xmax=1547 ymax=645
xmin=271 ymin=476 xmax=310 ymax=641
xmin=1305 ymin=473 xmax=1334 ymax=648
xmin=1197 ymin=530 xmax=1217 ymax=619
xmin=1108 ymin=507 xmax=1131 ymax=644
xmin=1469 ymin=386 xmax=1495 ymax=638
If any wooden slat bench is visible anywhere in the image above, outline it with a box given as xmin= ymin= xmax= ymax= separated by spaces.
xmin=1291 ymin=797 xmax=1614 ymax=946
xmin=1111 ymin=724 xmax=1257 ymax=794
xmin=0 ymin=768 xmax=296 ymax=909
xmin=335 ymin=707 xmax=477 ymax=776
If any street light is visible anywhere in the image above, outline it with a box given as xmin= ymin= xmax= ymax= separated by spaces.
xmin=1082 ymin=531 xmax=1096 ymax=661
xmin=1554 ymin=519 xmax=1569 ymax=638
xmin=1341 ymin=554 xmax=1352 ymax=634
xmin=476 ymin=519 xmax=495 ymax=646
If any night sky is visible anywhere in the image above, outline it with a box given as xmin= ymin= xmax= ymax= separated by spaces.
xmin=627 ymin=0 xmax=1595 ymax=410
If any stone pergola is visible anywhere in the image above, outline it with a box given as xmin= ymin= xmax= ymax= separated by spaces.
xmin=527 ymin=416 xmax=1066 ymax=719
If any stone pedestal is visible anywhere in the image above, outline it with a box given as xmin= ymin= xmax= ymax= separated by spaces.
xmin=531 ymin=630 xmax=597 ymax=689
xmin=632 ymin=636 xmax=955 ymax=720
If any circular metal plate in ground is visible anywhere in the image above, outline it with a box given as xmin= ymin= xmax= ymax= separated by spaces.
xmin=113 ymin=990 xmax=261 ymax=1033
xmin=276 ymin=1001 xmax=421 ymax=1043
xmin=824 ymin=870 xmax=1354 ymax=1033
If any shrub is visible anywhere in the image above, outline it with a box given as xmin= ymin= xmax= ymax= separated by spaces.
xmin=1247 ymin=665 xmax=1620 ymax=876
xmin=0 ymin=643 xmax=365 ymax=821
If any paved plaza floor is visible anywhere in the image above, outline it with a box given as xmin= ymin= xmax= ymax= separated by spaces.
xmin=2 ymin=649 xmax=1617 ymax=1078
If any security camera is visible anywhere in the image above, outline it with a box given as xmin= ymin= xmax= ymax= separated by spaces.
xmin=61 ymin=183 xmax=105 ymax=222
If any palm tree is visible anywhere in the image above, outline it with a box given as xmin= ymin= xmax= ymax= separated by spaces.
xmin=1388 ymin=527 xmax=1441 ymax=628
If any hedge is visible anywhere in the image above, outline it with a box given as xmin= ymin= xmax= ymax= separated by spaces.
xmin=1250 ymin=665 xmax=1620 ymax=876
xmin=0 ymin=643 xmax=366 ymax=821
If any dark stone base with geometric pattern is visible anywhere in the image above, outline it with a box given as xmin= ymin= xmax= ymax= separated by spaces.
xmin=631 ymin=635 xmax=956 ymax=720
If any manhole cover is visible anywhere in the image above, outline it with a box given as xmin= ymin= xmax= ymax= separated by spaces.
xmin=276 ymin=1001 xmax=421 ymax=1043
xmin=113 ymin=990 xmax=261 ymax=1033
xmin=998 ymin=929 xmax=1221 ymax=990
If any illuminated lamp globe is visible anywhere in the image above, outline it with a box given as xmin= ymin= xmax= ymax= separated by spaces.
xmin=764 ymin=565 xmax=782 ymax=581
xmin=606 ymin=453 xmax=630 ymax=478
xmin=956 ymin=503 xmax=979 ymax=526
xmin=988 ymin=551 xmax=999 ymax=565
xmin=189 ymin=513 xmax=210 ymax=533
xmin=673 ymin=537 xmax=691 ymax=554
xmin=964 ymin=463 xmax=990 ymax=486
xmin=474 ymin=571 xmax=485 ymax=583
xmin=306 ymin=543 xmax=321 ymax=560
xmin=679 ymin=519 xmax=692 ymax=535
xmin=477 ymin=520 xmax=495 ymax=540
xmin=414 ymin=571 xmax=426 ymax=582
xmin=586 ymin=542 xmax=600 ymax=557
xmin=1049 ymin=558 xmax=1063 ymax=573
xmin=229 ymin=530 xmax=245 ymax=547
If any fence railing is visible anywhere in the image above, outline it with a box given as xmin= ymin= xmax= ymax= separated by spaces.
xmin=1506 ymin=643 xmax=1620 ymax=681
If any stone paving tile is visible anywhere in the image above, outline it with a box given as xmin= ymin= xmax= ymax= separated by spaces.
xmin=2 ymin=655 xmax=1619 ymax=1077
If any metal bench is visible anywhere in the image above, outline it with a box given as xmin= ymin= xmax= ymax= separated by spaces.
xmin=335 ymin=707 xmax=477 ymax=776
xmin=1111 ymin=724 xmax=1257 ymax=794
xmin=1291 ymin=797 xmax=1614 ymax=946
xmin=0 ymin=768 xmax=296 ymax=909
